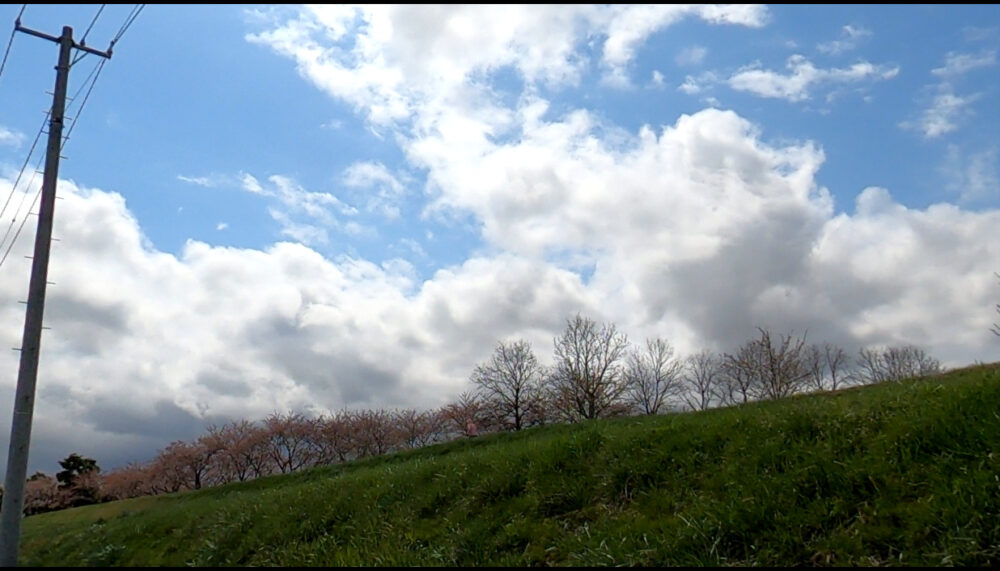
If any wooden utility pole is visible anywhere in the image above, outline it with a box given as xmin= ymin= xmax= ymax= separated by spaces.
xmin=0 ymin=21 xmax=111 ymax=567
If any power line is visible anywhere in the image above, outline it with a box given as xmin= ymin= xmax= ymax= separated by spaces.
xmin=108 ymin=4 xmax=144 ymax=52
xmin=62 ymin=58 xmax=107 ymax=151
xmin=66 ymin=55 xmax=105 ymax=114
xmin=0 ymin=5 xmax=27 ymax=85
xmin=80 ymin=4 xmax=105 ymax=47
xmin=0 ymin=180 xmax=41 ymax=270
xmin=0 ymin=111 xmax=47 ymax=228
xmin=0 ymin=128 xmax=46 ymax=269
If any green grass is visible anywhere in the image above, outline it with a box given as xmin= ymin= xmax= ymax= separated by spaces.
xmin=18 ymin=362 xmax=1000 ymax=566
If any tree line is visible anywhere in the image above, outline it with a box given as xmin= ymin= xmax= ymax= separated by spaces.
xmin=8 ymin=314 xmax=943 ymax=515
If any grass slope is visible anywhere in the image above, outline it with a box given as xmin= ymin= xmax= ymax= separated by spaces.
xmin=18 ymin=363 xmax=1000 ymax=566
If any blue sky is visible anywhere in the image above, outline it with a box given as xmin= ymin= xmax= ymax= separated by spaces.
xmin=0 ymin=4 xmax=997 ymax=472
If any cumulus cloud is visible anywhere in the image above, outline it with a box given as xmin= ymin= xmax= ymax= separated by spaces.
xmin=728 ymin=54 xmax=899 ymax=102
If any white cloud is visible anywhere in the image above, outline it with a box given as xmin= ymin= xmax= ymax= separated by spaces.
xmin=903 ymin=49 xmax=995 ymax=140
xmin=811 ymin=187 xmax=1000 ymax=349
xmin=247 ymin=5 xmax=590 ymax=125
xmin=817 ymin=24 xmax=872 ymax=55
xmin=269 ymin=174 xmax=358 ymax=219
xmin=216 ymin=222 xmax=228 ymax=231
xmin=963 ymin=26 xmax=997 ymax=42
xmin=180 ymin=172 xmax=362 ymax=242
xmin=396 ymin=237 xmax=427 ymax=259
xmin=177 ymin=175 xmax=214 ymax=187
xmin=0 ymin=126 xmax=23 ymax=148
xmin=678 ymin=71 xmax=719 ymax=95
xmin=600 ymin=5 xmax=766 ymax=87
xmin=931 ymin=50 xmax=997 ymax=77
xmin=247 ymin=4 xmax=767 ymax=116
xmin=404 ymin=99 xmax=998 ymax=362
xmin=676 ymin=45 xmax=708 ymax=67
xmin=728 ymin=54 xmax=899 ymax=102
xmin=240 ymin=172 xmax=266 ymax=194
xmin=941 ymin=145 xmax=999 ymax=203
xmin=236 ymin=173 xmax=361 ymax=245
xmin=651 ymin=70 xmax=665 ymax=86
xmin=342 ymin=161 xmax=407 ymax=219
xmin=904 ymin=87 xmax=979 ymax=139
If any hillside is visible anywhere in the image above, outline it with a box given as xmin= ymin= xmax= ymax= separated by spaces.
xmin=17 ymin=362 xmax=1000 ymax=566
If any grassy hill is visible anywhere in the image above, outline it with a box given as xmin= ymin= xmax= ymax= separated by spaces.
xmin=18 ymin=362 xmax=1000 ymax=566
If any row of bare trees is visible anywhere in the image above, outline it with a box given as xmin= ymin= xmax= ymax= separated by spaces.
xmin=23 ymin=314 xmax=944 ymax=512
xmin=673 ymin=329 xmax=938 ymax=412
xmin=470 ymin=316 xmax=941 ymax=423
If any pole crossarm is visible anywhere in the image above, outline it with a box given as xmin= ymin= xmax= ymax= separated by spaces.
xmin=14 ymin=23 xmax=112 ymax=60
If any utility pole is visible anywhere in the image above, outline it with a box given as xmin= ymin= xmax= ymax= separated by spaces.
xmin=0 ymin=21 xmax=111 ymax=567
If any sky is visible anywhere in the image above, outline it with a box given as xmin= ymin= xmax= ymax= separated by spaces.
xmin=0 ymin=4 xmax=997 ymax=474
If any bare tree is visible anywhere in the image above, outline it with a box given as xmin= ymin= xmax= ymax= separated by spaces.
xmin=856 ymin=345 xmax=942 ymax=384
xmin=682 ymin=350 xmax=722 ymax=411
xmin=824 ymin=343 xmax=851 ymax=391
xmin=758 ymin=329 xmax=810 ymax=400
xmin=718 ymin=341 xmax=761 ymax=406
xmin=471 ymin=339 xmax=543 ymax=431
xmin=722 ymin=328 xmax=810 ymax=402
xmin=547 ymin=314 xmax=629 ymax=421
xmin=804 ymin=344 xmax=825 ymax=392
xmin=804 ymin=342 xmax=851 ymax=392
xmin=623 ymin=337 xmax=684 ymax=415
